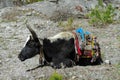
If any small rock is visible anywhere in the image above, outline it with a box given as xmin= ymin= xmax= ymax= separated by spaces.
xmin=71 ymin=76 xmax=78 ymax=80
xmin=39 ymin=74 xmax=45 ymax=78
xmin=26 ymin=12 xmax=32 ymax=16
xmin=0 ymin=60 xmax=2 ymax=64
xmin=104 ymin=60 xmax=111 ymax=65
xmin=5 ymin=58 xmax=10 ymax=62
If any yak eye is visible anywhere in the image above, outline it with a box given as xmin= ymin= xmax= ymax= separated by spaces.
xmin=26 ymin=41 xmax=34 ymax=47
xmin=87 ymin=37 xmax=90 ymax=40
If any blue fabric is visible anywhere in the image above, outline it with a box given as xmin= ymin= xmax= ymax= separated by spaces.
xmin=76 ymin=27 xmax=91 ymax=41
xmin=76 ymin=28 xmax=85 ymax=41
xmin=85 ymin=31 xmax=91 ymax=35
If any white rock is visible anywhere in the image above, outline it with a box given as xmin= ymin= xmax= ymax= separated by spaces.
xmin=104 ymin=60 xmax=111 ymax=65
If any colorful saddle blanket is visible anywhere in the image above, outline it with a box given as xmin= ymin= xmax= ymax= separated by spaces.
xmin=75 ymin=28 xmax=100 ymax=60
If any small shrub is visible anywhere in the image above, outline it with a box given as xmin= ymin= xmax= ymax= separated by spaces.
xmin=116 ymin=62 xmax=120 ymax=75
xmin=87 ymin=0 xmax=115 ymax=26
xmin=98 ymin=0 xmax=104 ymax=7
xmin=58 ymin=17 xmax=75 ymax=30
xmin=67 ymin=17 xmax=73 ymax=27
xmin=26 ymin=0 xmax=44 ymax=4
xmin=49 ymin=71 xmax=63 ymax=80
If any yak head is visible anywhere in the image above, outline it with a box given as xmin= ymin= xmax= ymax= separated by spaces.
xmin=18 ymin=25 xmax=42 ymax=61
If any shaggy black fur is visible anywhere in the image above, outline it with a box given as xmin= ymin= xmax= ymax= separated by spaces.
xmin=43 ymin=38 xmax=76 ymax=68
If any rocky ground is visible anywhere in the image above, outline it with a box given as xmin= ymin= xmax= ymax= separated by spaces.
xmin=0 ymin=0 xmax=120 ymax=80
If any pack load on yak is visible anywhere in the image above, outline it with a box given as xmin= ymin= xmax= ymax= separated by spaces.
xmin=74 ymin=28 xmax=102 ymax=65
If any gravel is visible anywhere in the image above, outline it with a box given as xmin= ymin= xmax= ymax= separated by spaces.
xmin=0 ymin=2 xmax=120 ymax=80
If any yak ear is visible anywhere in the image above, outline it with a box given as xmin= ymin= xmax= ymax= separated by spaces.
xmin=29 ymin=35 xmax=33 ymax=40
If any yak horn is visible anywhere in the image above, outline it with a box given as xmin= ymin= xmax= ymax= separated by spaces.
xmin=26 ymin=25 xmax=38 ymax=40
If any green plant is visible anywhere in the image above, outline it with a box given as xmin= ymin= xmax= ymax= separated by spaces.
xmin=115 ymin=62 xmax=120 ymax=74
xmin=67 ymin=17 xmax=73 ymax=27
xmin=26 ymin=0 xmax=44 ymax=4
xmin=98 ymin=0 xmax=104 ymax=7
xmin=58 ymin=17 xmax=74 ymax=30
xmin=49 ymin=71 xmax=63 ymax=80
xmin=87 ymin=0 xmax=115 ymax=26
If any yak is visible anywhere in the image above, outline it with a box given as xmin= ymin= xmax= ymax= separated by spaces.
xmin=18 ymin=25 xmax=103 ymax=69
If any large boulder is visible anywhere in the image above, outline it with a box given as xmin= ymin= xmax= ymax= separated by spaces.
xmin=24 ymin=0 xmax=99 ymax=21
xmin=0 ymin=0 xmax=14 ymax=9
xmin=1 ymin=0 xmax=119 ymax=21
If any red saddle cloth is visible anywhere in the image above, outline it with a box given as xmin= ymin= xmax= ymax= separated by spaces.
xmin=75 ymin=38 xmax=81 ymax=56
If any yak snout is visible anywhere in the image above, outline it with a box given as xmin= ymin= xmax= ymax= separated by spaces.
xmin=18 ymin=48 xmax=27 ymax=61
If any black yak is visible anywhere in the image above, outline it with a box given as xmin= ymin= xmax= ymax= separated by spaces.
xmin=18 ymin=25 xmax=103 ymax=69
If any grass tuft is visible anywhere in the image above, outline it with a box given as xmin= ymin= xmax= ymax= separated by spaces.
xmin=49 ymin=71 xmax=63 ymax=80
xmin=86 ymin=0 xmax=115 ymax=27
xmin=26 ymin=0 xmax=44 ymax=4
xmin=115 ymin=62 xmax=120 ymax=75
xmin=58 ymin=17 xmax=75 ymax=31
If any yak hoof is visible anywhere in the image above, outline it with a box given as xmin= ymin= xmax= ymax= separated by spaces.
xmin=52 ymin=64 xmax=61 ymax=69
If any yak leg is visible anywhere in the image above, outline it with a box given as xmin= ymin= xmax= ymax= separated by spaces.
xmin=62 ymin=58 xmax=76 ymax=68
xmin=39 ymin=47 xmax=47 ymax=66
xmin=51 ymin=57 xmax=63 ymax=69
xmin=51 ymin=57 xmax=75 ymax=69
